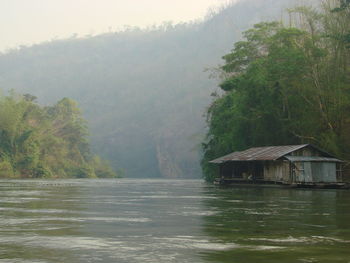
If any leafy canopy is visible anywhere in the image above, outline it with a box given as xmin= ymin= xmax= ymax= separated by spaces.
xmin=0 ymin=92 xmax=118 ymax=178
xmin=202 ymin=0 xmax=350 ymax=182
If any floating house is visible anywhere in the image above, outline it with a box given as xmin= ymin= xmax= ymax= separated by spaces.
xmin=210 ymin=144 xmax=344 ymax=187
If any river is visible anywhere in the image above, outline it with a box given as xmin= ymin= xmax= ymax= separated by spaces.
xmin=0 ymin=179 xmax=349 ymax=262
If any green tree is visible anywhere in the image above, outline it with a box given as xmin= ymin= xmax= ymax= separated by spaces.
xmin=0 ymin=92 xmax=118 ymax=178
xmin=202 ymin=0 xmax=350 ymax=182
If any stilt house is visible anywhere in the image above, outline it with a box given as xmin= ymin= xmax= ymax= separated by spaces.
xmin=210 ymin=144 xmax=343 ymax=186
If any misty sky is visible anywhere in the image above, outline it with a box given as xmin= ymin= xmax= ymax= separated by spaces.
xmin=0 ymin=0 xmax=235 ymax=52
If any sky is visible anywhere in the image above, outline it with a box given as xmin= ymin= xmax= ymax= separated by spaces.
xmin=0 ymin=0 xmax=235 ymax=52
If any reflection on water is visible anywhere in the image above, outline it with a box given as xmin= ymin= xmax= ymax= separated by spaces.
xmin=0 ymin=179 xmax=349 ymax=263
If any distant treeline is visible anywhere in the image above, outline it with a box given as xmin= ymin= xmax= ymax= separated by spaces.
xmin=0 ymin=92 xmax=117 ymax=178
xmin=202 ymin=0 xmax=350 ymax=181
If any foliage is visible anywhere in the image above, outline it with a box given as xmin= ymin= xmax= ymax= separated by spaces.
xmin=331 ymin=0 xmax=350 ymax=47
xmin=202 ymin=0 xmax=350 ymax=182
xmin=0 ymin=0 xmax=302 ymax=178
xmin=0 ymin=93 xmax=118 ymax=178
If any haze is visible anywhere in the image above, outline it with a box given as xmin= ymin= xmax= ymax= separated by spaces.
xmin=0 ymin=0 xmax=234 ymax=51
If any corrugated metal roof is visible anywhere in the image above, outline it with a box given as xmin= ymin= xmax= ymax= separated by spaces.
xmin=285 ymin=156 xmax=343 ymax=163
xmin=210 ymin=144 xmax=309 ymax=163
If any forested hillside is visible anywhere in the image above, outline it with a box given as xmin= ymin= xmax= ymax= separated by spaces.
xmin=0 ymin=0 xmax=298 ymax=178
xmin=202 ymin=0 xmax=350 ymax=181
xmin=0 ymin=93 xmax=116 ymax=178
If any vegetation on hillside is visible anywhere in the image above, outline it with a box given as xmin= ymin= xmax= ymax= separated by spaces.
xmin=0 ymin=0 xmax=298 ymax=178
xmin=0 ymin=92 xmax=117 ymax=178
xmin=202 ymin=0 xmax=350 ymax=182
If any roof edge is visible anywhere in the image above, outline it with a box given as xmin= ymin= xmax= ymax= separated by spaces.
xmin=273 ymin=144 xmax=309 ymax=160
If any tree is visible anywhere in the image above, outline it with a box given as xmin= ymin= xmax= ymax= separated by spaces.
xmin=0 ymin=92 xmax=118 ymax=178
xmin=202 ymin=0 xmax=350 ymax=182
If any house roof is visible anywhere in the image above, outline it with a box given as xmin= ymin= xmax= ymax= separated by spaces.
xmin=209 ymin=144 xmax=334 ymax=164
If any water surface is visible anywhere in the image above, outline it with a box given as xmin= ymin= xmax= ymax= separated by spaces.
xmin=0 ymin=179 xmax=349 ymax=262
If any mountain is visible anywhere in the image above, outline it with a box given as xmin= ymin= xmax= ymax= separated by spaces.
xmin=0 ymin=0 xmax=302 ymax=178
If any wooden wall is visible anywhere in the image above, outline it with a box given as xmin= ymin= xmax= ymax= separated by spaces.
xmin=290 ymin=147 xmax=322 ymax=157
xmin=263 ymin=161 xmax=291 ymax=183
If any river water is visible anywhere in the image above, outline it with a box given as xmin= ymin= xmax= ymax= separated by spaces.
xmin=0 ymin=179 xmax=349 ymax=263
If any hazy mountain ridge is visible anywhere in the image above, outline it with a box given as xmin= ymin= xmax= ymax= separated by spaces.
xmin=0 ymin=0 xmax=302 ymax=178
